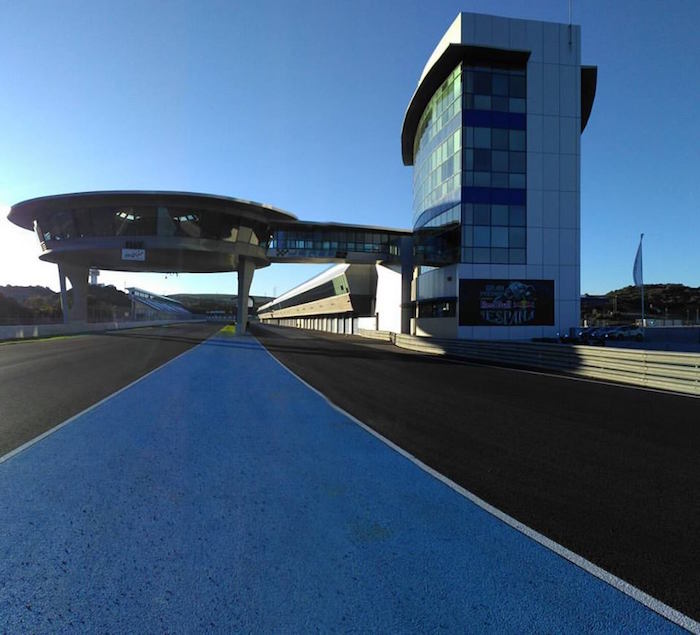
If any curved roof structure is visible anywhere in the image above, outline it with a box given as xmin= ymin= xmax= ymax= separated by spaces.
xmin=400 ymin=14 xmax=597 ymax=166
xmin=6 ymin=190 xmax=299 ymax=274
xmin=8 ymin=190 xmax=297 ymax=231
xmin=581 ymin=66 xmax=598 ymax=133
xmin=7 ymin=190 xmax=409 ymax=274
xmin=401 ymin=43 xmax=530 ymax=166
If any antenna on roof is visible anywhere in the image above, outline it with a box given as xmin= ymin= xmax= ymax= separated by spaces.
xmin=568 ymin=0 xmax=573 ymax=47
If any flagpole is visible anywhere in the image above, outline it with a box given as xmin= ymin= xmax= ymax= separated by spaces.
xmin=640 ymin=233 xmax=645 ymax=329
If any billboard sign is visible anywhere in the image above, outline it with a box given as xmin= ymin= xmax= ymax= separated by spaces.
xmin=459 ymin=279 xmax=554 ymax=326
xmin=121 ymin=248 xmax=146 ymax=262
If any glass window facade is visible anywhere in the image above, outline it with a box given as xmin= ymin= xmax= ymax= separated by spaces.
xmin=410 ymin=67 xmax=463 ymax=266
xmin=412 ymin=66 xmax=463 ymax=229
xmin=35 ymin=206 xmax=271 ymax=247
xmin=461 ymin=202 xmax=526 ymax=264
xmin=417 ymin=298 xmax=456 ymax=318
xmin=33 ymin=206 xmax=404 ymax=262
xmin=269 ymin=228 xmax=400 ymax=258
xmin=461 ymin=65 xmax=527 ymax=264
xmin=412 ymin=62 xmax=527 ymax=267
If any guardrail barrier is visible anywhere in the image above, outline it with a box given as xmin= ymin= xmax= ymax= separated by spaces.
xmin=379 ymin=333 xmax=699 ymax=396
xmin=0 ymin=318 xmax=207 ymax=342
xmin=261 ymin=323 xmax=699 ymax=396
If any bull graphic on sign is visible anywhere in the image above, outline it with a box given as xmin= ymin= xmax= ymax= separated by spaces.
xmin=494 ymin=281 xmax=536 ymax=303
xmin=482 ymin=281 xmax=537 ymax=325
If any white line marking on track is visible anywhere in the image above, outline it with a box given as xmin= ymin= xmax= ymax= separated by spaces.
xmin=0 ymin=329 xmax=218 ymax=465
xmin=255 ymin=333 xmax=700 ymax=633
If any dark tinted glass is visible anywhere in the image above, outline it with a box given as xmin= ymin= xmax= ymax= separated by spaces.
xmin=474 ymin=226 xmax=490 ymax=247
xmin=462 ymin=203 xmax=473 ymax=224
xmin=473 ymin=72 xmax=492 ymax=94
xmin=474 ymin=204 xmax=490 ymax=225
xmin=492 ymin=150 xmax=509 ymax=172
xmin=491 ymin=96 xmax=509 ymax=112
xmin=509 ymin=206 xmax=526 ymax=226
xmin=473 ymin=247 xmax=490 ymax=263
xmin=510 ymin=151 xmax=526 ymax=173
xmin=509 ymin=248 xmax=526 ymax=264
xmin=492 ymin=74 xmax=509 ymax=96
xmin=509 ymin=226 xmax=526 ymax=248
xmin=510 ymin=75 xmax=526 ymax=98
xmin=473 ymin=149 xmax=491 ymax=171
xmin=491 ymin=248 xmax=509 ymax=263
xmin=491 ymin=205 xmax=509 ymax=225
xmin=491 ymin=128 xmax=509 ymax=149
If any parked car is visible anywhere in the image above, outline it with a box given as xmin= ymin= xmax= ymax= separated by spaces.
xmin=575 ymin=327 xmax=595 ymax=343
xmin=604 ymin=325 xmax=644 ymax=342
xmin=559 ymin=327 xmax=593 ymax=343
xmin=586 ymin=326 xmax=613 ymax=344
xmin=557 ymin=328 xmax=576 ymax=343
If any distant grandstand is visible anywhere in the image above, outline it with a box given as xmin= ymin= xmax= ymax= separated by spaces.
xmin=127 ymin=288 xmax=192 ymax=321
xmin=169 ymin=293 xmax=274 ymax=318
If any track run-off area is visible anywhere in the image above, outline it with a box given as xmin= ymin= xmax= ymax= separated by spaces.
xmin=0 ymin=323 xmax=697 ymax=631
xmin=0 ymin=322 xmax=222 ymax=458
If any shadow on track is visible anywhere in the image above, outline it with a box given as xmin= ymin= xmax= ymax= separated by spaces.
xmin=103 ymin=327 xmax=462 ymax=367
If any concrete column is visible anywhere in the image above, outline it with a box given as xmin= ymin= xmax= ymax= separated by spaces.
xmin=236 ymin=257 xmax=255 ymax=335
xmin=57 ymin=265 xmax=69 ymax=324
xmin=399 ymin=236 xmax=414 ymax=335
xmin=61 ymin=263 xmax=89 ymax=323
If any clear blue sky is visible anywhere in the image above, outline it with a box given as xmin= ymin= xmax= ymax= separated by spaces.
xmin=1 ymin=0 xmax=698 ymax=296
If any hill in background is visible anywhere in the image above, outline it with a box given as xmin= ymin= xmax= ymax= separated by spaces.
xmin=582 ymin=284 xmax=700 ymax=324
xmin=0 ymin=284 xmax=131 ymax=323
xmin=3 ymin=282 xmax=698 ymax=325
xmin=0 ymin=285 xmax=56 ymax=303
xmin=170 ymin=293 xmax=274 ymax=314
xmin=0 ymin=286 xmax=273 ymax=323
xmin=0 ymin=292 xmax=34 ymax=322
xmin=0 ymin=285 xmax=60 ymax=322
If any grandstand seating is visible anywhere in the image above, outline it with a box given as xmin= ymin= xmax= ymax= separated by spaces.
xmin=127 ymin=288 xmax=192 ymax=319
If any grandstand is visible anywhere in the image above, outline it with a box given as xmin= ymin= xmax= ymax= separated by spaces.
xmin=127 ymin=287 xmax=192 ymax=321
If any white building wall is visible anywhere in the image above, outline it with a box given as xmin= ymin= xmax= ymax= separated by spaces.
xmin=536 ymin=21 xmax=581 ymax=339
xmin=415 ymin=264 xmax=458 ymax=301
xmin=375 ymin=264 xmax=402 ymax=333
xmin=357 ymin=316 xmax=377 ymax=330
xmin=436 ymin=13 xmax=583 ymax=341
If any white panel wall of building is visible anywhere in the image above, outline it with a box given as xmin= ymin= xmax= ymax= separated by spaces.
xmin=413 ymin=13 xmax=584 ymax=341
xmin=375 ymin=264 xmax=402 ymax=333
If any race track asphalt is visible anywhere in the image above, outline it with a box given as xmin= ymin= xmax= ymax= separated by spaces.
xmin=0 ymin=333 xmax=684 ymax=632
xmin=252 ymin=324 xmax=700 ymax=621
xmin=0 ymin=322 xmax=221 ymax=458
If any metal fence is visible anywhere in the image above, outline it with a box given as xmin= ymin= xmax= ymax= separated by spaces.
xmin=0 ymin=318 xmax=205 ymax=342
xmin=358 ymin=330 xmax=700 ymax=397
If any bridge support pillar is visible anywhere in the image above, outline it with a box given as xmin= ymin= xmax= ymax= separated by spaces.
xmin=236 ymin=257 xmax=255 ymax=335
xmin=58 ymin=263 xmax=89 ymax=323
xmin=399 ymin=236 xmax=414 ymax=335
xmin=58 ymin=265 xmax=69 ymax=324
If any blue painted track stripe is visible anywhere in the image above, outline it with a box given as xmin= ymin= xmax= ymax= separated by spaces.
xmin=0 ymin=338 xmax=210 ymax=466
xmin=256 ymin=336 xmax=699 ymax=633
xmin=0 ymin=335 xmax=691 ymax=632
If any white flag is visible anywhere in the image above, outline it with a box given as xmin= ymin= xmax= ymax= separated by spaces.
xmin=633 ymin=234 xmax=643 ymax=287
